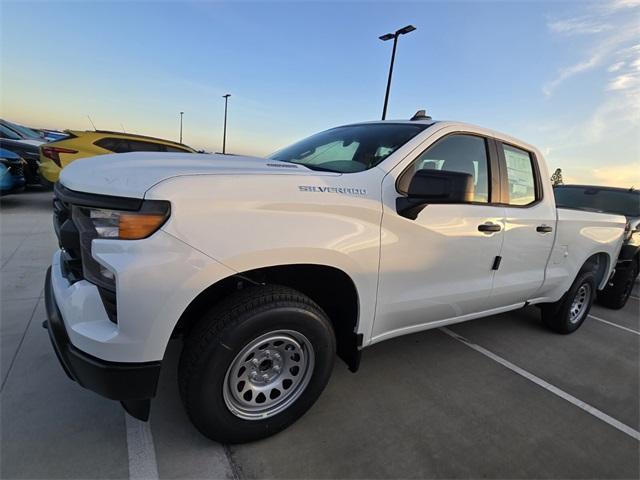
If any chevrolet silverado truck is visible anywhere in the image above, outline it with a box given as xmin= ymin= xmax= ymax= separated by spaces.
xmin=45 ymin=115 xmax=626 ymax=443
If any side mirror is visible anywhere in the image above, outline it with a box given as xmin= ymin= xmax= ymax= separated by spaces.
xmin=397 ymin=169 xmax=474 ymax=219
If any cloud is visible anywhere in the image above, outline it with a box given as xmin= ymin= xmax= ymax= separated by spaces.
xmin=592 ymin=164 xmax=640 ymax=187
xmin=544 ymin=1 xmax=640 ymax=96
xmin=543 ymin=27 xmax=638 ymax=96
xmin=543 ymin=53 xmax=602 ymax=96
xmin=608 ymin=61 xmax=625 ymax=72
xmin=606 ymin=44 xmax=640 ymax=91
xmin=608 ymin=0 xmax=640 ymax=10
xmin=608 ymin=73 xmax=635 ymax=90
xmin=547 ymin=17 xmax=611 ymax=35
xmin=538 ymin=1 xmax=640 ymax=186
xmin=559 ymin=163 xmax=640 ymax=187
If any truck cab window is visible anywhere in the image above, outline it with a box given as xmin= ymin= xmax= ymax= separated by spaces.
xmin=502 ymin=144 xmax=536 ymax=206
xmin=398 ymin=134 xmax=490 ymax=203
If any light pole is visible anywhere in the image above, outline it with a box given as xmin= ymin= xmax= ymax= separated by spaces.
xmin=379 ymin=25 xmax=416 ymax=120
xmin=222 ymin=94 xmax=231 ymax=154
xmin=179 ymin=111 xmax=184 ymax=144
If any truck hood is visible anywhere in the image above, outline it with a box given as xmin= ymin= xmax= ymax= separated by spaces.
xmin=59 ymin=152 xmax=326 ymax=198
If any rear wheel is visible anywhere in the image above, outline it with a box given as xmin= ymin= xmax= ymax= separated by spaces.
xmin=597 ymin=260 xmax=638 ymax=310
xmin=178 ymin=285 xmax=335 ymax=443
xmin=541 ymin=270 xmax=596 ymax=334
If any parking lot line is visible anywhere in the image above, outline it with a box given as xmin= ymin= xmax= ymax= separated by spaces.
xmin=441 ymin=327 xmax=640 ymax=442
xmin=125 ymin=413 xmax=159 ymax=480
xmin=589 ymin=314 xmax=640 ymax=336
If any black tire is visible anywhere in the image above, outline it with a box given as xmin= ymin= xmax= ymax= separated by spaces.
xmin=178 ymin=285 xmax=336 ymax=443
xmin=541 ymin=269 xmax=597 ymax=334
xmin=597 ymin=260 xmax=638 ymax=310
xmin=38 ymin=176 xmax=55 ymax=190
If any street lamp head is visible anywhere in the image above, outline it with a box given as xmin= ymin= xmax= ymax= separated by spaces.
xmin=222 ymin=94 xmax=231 ymax=99
xmin=379 ymin=33 xmax=395 ymax=41
xmin=396 ymin=25 xmax=416 ymax=35
xmin=180 ymin=111 xmax=184 ymax=115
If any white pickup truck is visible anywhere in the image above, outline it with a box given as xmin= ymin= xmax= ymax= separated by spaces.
xmin=45 ymin=115 xmax=625 ymax=443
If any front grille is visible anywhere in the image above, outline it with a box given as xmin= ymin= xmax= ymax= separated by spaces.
xmin=9 ymin=162 xmax=24 ymax=177
xmin=53 ymin=186 xmax=118 ymax=323
xmin=53 ymin=197 xmax=84 ymax=281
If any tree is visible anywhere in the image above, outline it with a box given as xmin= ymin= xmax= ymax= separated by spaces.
xmin=551 ymin=168 xmax=564 ymax=186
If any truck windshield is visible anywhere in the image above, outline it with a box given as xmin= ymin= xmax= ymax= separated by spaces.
xmin=269 ymin=123 xmax=428 ymax=173
xmin=554 ymin=186 xmax=640 ymax=217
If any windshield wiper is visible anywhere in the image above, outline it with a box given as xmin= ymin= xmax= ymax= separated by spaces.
xmin=287 ymin=161 xmax=340 ymax=173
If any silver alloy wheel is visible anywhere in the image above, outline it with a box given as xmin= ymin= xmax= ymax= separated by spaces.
xmin=569 ymin=282 xmax=592 ymax=324
xmin=223 ymin=330 xmax=315 ymax=420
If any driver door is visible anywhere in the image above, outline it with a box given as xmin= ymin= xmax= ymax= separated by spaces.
xmin=372 ymin=132 xmax=506 ymax=341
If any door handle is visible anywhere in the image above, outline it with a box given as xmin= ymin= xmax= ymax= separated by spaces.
xmin=478 ymin=223 xmax=502 ymax=233
xmin=536 ymin=225 xmax=553 ymax=233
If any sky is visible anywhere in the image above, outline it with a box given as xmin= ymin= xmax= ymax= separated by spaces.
xmin=2 ymin=0 xmax=639 ymax=186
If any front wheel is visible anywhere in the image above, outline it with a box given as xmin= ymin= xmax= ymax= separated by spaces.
xmin=541 ymin=270 xmax=596 ymax=334
xmin=178 ymin=285 xmax=335 ymax=443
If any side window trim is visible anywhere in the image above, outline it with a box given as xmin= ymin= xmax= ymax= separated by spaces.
xmin=495 ymin=139 xmax=543 ymax=207
xmin=395 ymin=131 xmax=498 ymax=206
xmin=487 ymin=137 xmax=502 ymax=205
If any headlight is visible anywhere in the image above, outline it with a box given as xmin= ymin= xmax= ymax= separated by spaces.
xmin=78 ymin=202 xmax=170 ymax=240
xmin=71 ymin=200 xmax=170 ymax=290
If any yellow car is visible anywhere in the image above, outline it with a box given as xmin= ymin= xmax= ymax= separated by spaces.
xmin=39 ymin=130 xmax=196 ymax=183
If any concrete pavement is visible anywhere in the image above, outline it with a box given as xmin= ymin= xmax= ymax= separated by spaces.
xmin=1 ymin=191 xmax=638 ymax=479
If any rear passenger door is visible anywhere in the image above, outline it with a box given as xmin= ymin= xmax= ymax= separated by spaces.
xmin=490 ymin=141 xmax=555 ymax=305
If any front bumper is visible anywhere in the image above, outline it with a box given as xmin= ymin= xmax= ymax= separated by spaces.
xmin=44 ymin=267 xmax=161 ymax=420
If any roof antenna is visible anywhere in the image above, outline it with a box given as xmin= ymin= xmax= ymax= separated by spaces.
xmin=87 ymin=115 xmax=97 ymax=131
xmin=410 ymin=109 xmax=432 ymax=121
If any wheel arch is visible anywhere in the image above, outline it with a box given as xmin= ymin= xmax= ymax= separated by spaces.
xmin=580 ymin=252 xmax=611 ymax=290
xmin=173 ymin=263 xmax=362 ymax=371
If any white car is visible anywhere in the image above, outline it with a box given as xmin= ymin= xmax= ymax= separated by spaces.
xmin=45 ymin=114 xmax=625 ymax=443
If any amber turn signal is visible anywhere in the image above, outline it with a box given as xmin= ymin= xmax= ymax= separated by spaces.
xmin=118 ymin=213 xmax=167 ymax=240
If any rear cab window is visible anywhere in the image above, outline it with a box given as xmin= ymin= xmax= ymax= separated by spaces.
xmin=498 ymin=142 xmax=539 ymax=206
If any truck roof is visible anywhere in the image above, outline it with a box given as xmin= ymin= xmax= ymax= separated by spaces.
xmin=337 ymin=119 xmax=540 ymax=155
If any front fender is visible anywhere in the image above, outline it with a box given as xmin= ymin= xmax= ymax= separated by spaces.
xmin=148 ymin=172 xmax=384 ymax=343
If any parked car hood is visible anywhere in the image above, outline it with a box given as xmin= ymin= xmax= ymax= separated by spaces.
xmin=59 ymin=152 xmax=332 ymax=198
